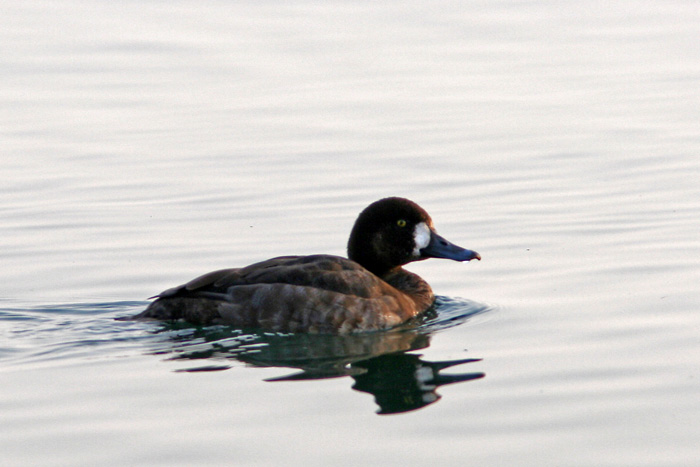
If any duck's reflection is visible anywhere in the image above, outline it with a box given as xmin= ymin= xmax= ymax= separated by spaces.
xmin=148 ymin=317 xmax=484 ymax=415
xmin=350 ymin=353 xmax=483 ymax=415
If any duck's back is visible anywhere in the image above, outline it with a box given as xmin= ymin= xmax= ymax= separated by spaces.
xmin=133 ymin=255 xmax=430 ymax=333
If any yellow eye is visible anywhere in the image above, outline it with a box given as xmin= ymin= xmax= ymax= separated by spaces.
xmin=397 ymin=219 xmax=407 ymax=227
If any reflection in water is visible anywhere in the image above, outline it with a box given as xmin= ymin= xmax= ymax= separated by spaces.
xmin=351 ymin=354 xmax=483 ymax=415
xmin=143 ymin=297 xmax=489 ymax=414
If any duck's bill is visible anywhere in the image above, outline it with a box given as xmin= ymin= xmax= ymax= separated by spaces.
xmin=422 ymin=232 xmax=481 ymax=262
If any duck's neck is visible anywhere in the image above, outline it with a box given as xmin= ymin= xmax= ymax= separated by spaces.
xmin=380 ymin=267 xmax=435 ymax=311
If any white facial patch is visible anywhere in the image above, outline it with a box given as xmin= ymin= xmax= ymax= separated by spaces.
xmin=412 ymin=222 xmax=431 ymax=257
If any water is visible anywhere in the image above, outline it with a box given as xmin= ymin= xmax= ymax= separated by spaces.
xmin=2 ymin=1 xmax=699 ymax=465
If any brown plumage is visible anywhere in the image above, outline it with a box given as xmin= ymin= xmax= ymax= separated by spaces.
xmin=126 ymin=197 xmax=480 ymax=334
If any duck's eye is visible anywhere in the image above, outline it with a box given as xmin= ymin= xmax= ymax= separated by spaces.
xmin=396 ymin=219 xmax=407 ymax=228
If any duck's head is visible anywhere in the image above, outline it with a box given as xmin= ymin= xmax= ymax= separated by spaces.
xmin=347 ymin=197 xmax=481 ymax=275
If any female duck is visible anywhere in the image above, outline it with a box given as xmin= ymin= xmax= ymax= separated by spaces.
xmin=129 ymin=197 xmax=480 ymax=334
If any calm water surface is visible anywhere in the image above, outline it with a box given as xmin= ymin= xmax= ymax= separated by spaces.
xmin=2 ymin=1 xmax=699 ymax=465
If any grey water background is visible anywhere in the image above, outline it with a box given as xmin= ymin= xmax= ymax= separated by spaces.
xmin=2 ymin=1 xmax=699 ymax=465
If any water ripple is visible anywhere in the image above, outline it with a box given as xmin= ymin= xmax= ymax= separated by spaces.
xmin=0 ymin=297 xmax=491 ymax=372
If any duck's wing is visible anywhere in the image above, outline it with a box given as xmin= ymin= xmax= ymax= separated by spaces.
xmin=136 ymin=255 xmax=419 ymax=332
xmin=154 ymin=255 xmax=386 ymax=300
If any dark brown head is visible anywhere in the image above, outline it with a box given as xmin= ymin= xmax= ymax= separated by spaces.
xmin=347 ymin=197 xmax=480 ymax=276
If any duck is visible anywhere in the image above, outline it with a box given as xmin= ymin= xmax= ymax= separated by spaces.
xmin=127 ymin=197 xmax=480 ymax=334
